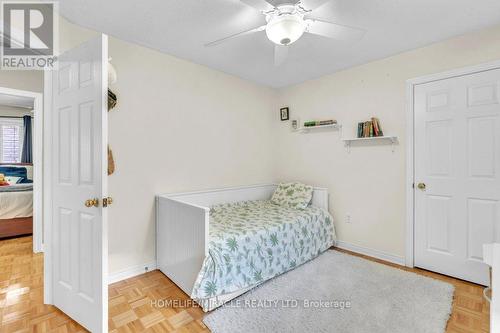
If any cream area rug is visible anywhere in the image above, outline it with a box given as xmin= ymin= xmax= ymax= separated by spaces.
xmin=203 ymin=250 xmax=454 ymax=333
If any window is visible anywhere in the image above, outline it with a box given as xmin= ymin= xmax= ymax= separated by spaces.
xmin=0 ymin=118 xmax=24 ymax=163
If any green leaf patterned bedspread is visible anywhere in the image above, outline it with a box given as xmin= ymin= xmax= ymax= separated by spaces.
xmin=191 ymin=200 xmax=336 ymax=307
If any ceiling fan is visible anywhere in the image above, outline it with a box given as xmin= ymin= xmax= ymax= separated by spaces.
xmin=205 ymin=0 xmax=365 ymax=66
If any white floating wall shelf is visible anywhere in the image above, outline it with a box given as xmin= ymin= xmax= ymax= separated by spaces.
xmin=297 ymin=123 xmax=341 ymax=133
xmin=341 ymin=136 xmax=398 ymax=153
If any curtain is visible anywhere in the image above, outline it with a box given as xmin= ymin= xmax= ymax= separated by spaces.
xmin=21 ymin=115 xmax=32 ymax=163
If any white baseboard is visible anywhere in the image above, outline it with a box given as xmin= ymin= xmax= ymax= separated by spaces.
xmin=108 ymin=261 xmax=157 ymax=284
xmin=107 ymin=244 xmax=404 ymax=284
xmin=335 ymin=240 xmax=405 ymax=266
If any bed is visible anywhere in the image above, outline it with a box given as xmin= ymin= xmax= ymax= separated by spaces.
xmin=156 ymin=183 xmax=336 ymax=311
xmin=0 ymin=165 xmax=33 ymax=238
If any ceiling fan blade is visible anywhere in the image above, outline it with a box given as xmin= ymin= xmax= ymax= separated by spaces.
xmin=240 ymin=0 xmax=275 ymax=12
xmin=306 ymin=18 xmax=365 ymax=41
xmin=205 ymin=25 xmax=266 ymax=47
xmin=298 ymin=0 xmax=331 ymax=10
xmin=274 ymin=45 xmax=289 ymax=66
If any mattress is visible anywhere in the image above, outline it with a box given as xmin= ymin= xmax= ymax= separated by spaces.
xmin=191 ymin=200 xmax=336 ymax=307
xmin=0 ymin=184 xmax=33 ymax=219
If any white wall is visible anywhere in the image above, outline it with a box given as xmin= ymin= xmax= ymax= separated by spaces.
xmin=273 ymin=24 xmax=500 ymax=258
xmin=59 ymin=18 xmax=276 ymax=274
xmin=0 ymin=71 xmax=43 ymax=93
xmin=0 ymin=106 xmax=32 ymax=117
xmin=107 ymin=38 xmax=276 ymax=273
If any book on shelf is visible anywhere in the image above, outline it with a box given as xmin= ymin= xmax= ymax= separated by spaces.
xmin=364 ymin=121 xmax=371 ymax=137
xmin=372 ymin=117 xmax=383 ymax=136
xmin=357 ymin=122 xmax=363 ymax=138
xmin=357 ymin=117 xmax=384 ymax=138
xmin=303 ymin=119 xmax=337 ymax=127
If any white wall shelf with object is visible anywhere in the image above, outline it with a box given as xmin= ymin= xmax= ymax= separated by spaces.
xmin=341 ymin=136 xmax=398 ymax=152
xmin=291 ymin=119 xmax=341 ymax=133
xmin=298 ymin=123 xmax=341 ymax=132
xmin=341 ymin=117 xmax=398 ymax=152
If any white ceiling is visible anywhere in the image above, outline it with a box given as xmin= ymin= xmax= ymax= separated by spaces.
xmin=60 ymin=0 xmax=500 ymax=88
xmin=0 ymin=93 xmax=34 ymax=109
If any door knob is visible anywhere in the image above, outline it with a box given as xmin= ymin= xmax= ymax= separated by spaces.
xmin=103 ymin=197 xmax=113 ymax=207
xmin=85 ymin=198 xmax=99 ymax=207
xmin=417 ymin=183 xmax=426 ymax=190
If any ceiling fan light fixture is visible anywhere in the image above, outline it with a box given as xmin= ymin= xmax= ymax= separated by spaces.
xmin=265 ymin=14 xmax=306 ymax=46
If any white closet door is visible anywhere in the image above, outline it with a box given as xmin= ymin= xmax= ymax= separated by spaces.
xmin=414 ymin=68 xmax=500 ymax=285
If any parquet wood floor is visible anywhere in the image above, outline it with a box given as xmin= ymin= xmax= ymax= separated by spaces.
xmin=0 ymin=236 xmax=86 ymax=332
xmin=0 ymin=236 xmax=489 ymax=332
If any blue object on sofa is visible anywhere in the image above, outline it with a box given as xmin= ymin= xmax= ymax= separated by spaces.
xmin=0 ymin=166 xmax=30 ymax=183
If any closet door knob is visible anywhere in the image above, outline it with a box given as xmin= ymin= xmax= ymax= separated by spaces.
xmin=417 ymin=183 xmax=426 ymax=190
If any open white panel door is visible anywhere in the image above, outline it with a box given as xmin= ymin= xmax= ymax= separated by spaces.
xmin=49 ymin=34 xmax=108 ymax=332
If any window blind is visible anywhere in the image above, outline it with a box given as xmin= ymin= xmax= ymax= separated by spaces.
xmin=0 ymin=118 xmax=24 ymax=163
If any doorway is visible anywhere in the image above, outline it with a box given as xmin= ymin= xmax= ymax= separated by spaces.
xmin=0 ymin=87 xmax=43 ymax=253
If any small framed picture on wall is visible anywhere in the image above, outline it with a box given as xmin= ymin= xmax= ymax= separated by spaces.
xmin=280 ymin=107 xmax=289 ymax=121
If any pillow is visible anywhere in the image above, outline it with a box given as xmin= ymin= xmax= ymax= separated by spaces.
xmin=0 ymin=166 xmax=28 ymax=179
xmin=5 ymin=176 xmax=22 ymax=185
xmin=0 ymin=166 xmax=31 ymax=183
xmin=271 ymin=182 xmax=313 ymax=210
